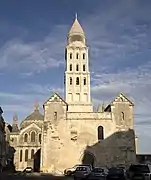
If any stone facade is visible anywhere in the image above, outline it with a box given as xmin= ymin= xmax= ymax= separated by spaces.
xmin=9 ymin=17 xmax=137 ymax=173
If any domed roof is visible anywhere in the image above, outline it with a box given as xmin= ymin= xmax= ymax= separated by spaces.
xmin=24 ymin=102 xmax=44 ymax=121
xmin=68 ymin=15 xmax=85 ymax=37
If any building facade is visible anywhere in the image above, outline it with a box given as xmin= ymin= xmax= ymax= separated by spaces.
xmin=9 ymin=17 xmax=137 ymax=173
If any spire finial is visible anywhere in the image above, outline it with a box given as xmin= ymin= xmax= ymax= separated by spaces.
xmin=75 ymin=12 xmax=77 ymax=19
xmin=34 ymin=101 xmax=39 ymax=111
xmin=13 ymin=113 xmax=18 ymax=125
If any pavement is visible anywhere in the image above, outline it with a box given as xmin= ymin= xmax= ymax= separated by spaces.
xmin=0 ymin=172 xmax=73 ymax=180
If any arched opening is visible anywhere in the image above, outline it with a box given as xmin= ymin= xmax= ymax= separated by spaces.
xmin=20 ymin=150 xmax=22 ymax=162
xmin=98 ymin=126 xmax=104 ymax=140
xmin=121 ymin=112 xmax=124 ymax=121
xmin=84 ymin=77 xmax=86 ymax=85
xmin=76 ymin=77 xmax=80 ymax=85
xmin=24 ymin=133 xmax=28 ymax=142
xmin=69 ymin=53 xmax=72 ymax=59
xmin=69 ymin=64 xmax=72 ymax=71
xmin=76 ymin=64 xmax=79 ymax=71
xmin=39 ymin=134 xmax=41 ymax=143
xmin=31 ymin=131 xmax=36 ymax=142
xmin=25 ymin=149 xmax=28 ymax=162
xmin=31 ymin=149 xmax=34 ymax=159
xmin=82 ymin=151 xmax=95 ymax=167
xmin=69 ymin=77 xmax=72 ymax=85
xmin=34 ymin=149 xmax=41 ymax=172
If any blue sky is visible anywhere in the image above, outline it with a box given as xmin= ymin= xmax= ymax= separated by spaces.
xmin=0 ymin=0 xmax=151 ymax=153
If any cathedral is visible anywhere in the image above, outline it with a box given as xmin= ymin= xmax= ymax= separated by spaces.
xmin=8 ymin=16 xmax=137 ymax=173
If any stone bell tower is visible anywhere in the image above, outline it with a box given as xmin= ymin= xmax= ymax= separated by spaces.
xmin=65 ymin=15 xmax=93 ymax=112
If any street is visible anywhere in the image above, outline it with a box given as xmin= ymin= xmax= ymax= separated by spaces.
xmin=0 ymin=172 xmax=72 ymax=180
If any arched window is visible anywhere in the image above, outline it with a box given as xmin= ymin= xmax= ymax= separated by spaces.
xmin=121 ymin=112 xmax=124 ymax=121
xmin=76 ymin=64 xmax=79 ymax=71
xmin=31 ymin=149 xmax=34 ymax=159
xmin=69 ymin=53 xmax=72 ymax=59
xmin=76 ymin=53 xmax=79 ymax=59
xmin=70 ymin=64 xmax=72 ymax=71
xmin=31 ymin=131 xmax=36 ymax=142
xmin=83 ymin=64 xmax=86 ymax=71
xmin=39 ymin=134 xmax=41 ymax=143
xmin=54 ymin=112 xmax=57 ymax=120
xmin=25 ymin=149 xmax=28 ymax=162
xmin=98 ymin=126 xmax=104 ymax=140
xmin=24 ymin=133 xmax=28 ymax=142
xmin=20 ymin=150 xmax=22 ymax=162
xmin=83 ymin=53 xmax=85 ymax=59
xmin=84 ymin=78 xmax=86 ymax=85
xmin=76 ymin=77 xmax=79 ymax=85
xmin=70 ymin=77 xmax=72 ymax=85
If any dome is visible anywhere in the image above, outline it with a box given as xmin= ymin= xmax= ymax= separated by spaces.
xmin=20 ymin=102 xmax=44 ymax=129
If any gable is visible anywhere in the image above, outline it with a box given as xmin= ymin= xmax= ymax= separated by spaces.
xmin=20 ymin=122 xmax=41 ymax=135
xmin=112 ymin=92 xmax=134 ymax=106
xmin=43 ymin=92 xmax=68 ymax=106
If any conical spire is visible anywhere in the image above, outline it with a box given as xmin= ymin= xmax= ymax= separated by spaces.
xmin=68 ymin=14 xmax=85 ymax=37
xmin=12 ymin=113 xmax=19 ymax=132
xmin=97 ymin=104 xmax=101 ymax=112
xmin=34 ymin=101 xmax=39 ymax=111
xmin=102 ymin=102 xmax=105 ymax=112
xmin=13 ymin=113 xmax=18 ymax=124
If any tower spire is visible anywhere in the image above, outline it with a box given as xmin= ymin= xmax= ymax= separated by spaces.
xmin=34 ymin=101 xmax=39 ymax=111
xmin=12 ymin=113 xmax=19 ymax=132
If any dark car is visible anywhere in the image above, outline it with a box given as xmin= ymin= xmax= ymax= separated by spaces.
xmin=106 ymin=167 xmax=126 ymax=180
xmin=74 ymin=166 xmax=91 ymax=180
xmin=88 ymin=167 xmax=106 ymax=179
xmin=127 ymin=164 xmax=151 ymax=180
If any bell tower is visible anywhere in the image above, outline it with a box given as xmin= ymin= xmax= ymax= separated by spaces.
xmin=65 ymin=15 xmax=93 ymax=112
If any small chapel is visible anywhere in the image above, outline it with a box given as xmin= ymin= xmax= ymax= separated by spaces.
xmin=8 ymin=16 xmax=137 ymax=173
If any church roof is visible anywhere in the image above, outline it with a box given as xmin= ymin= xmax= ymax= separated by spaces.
xmin=68 ymin=16 xmax=85 ymax=36
xmin=24 ymin=104 xmax=44 ymax=121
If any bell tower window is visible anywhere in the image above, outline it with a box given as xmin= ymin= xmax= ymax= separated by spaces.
xmin=83 ymin=65 xmax=86 ymax=71
xmin=70 ymin=64 xmax=72 ymax=71
xmin=76 ymin=77 xmax=79 ymax=85
xmin=70 ymin=77 xmax=72 ymax=85
xmin=76 ymin=64 xmax=79 ymax=71
xmin=83 ymin=53 xmax=85 ymax=59
xmin=84 ymin=78 xmax=86 ymax=85
xmin=76 ymin=53 xmax=79 ymax=59
xmin=69 ymin=53 xmax=72 ymax=59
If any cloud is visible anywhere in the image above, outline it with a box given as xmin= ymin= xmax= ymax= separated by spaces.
xmin=0 ymin=24 xmax=68 ymax=73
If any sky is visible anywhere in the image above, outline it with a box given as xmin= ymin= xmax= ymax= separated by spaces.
xmin=0 ymin=0 xmax=151 ymax=154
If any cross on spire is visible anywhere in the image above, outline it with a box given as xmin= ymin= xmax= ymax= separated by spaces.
xmin=75 ymin=12 xmax=78 ymax=19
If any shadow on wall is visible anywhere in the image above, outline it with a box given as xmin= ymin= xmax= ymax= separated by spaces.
xmin=82 ymin=129 xmax=136 ymax=169
xmin=34 ymin=149 xmax=41 ymax=172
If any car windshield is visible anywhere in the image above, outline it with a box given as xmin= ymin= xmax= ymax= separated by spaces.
xmin=93 ymin=168 xmax=104 ymax=173
xmin=129 ymin=165 xmax=150 ymax=173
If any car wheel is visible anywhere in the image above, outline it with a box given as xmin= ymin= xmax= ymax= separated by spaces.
xmin=67 ymin=171 xmax=71 ymax=176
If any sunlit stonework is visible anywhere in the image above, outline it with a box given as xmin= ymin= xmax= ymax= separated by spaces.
xmin=9 ymin=16 xmax=138 ymax=174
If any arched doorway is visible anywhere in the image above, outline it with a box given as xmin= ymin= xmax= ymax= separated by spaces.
xmin=82 ymin=151 xmax=95 ymax=167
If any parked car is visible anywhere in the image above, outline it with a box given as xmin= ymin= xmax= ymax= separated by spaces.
xmin=127 ymin=164 xmax=151 ymax=180
xmin=74 ymin=166 xmax=91 ymax=180
xmin=87 ymin=167 xmax=106 ymax=179
xmin=64 ymin=164 xmax=93 ymax=176
xmin=106 ymin=167 xmax=127 ymax=180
